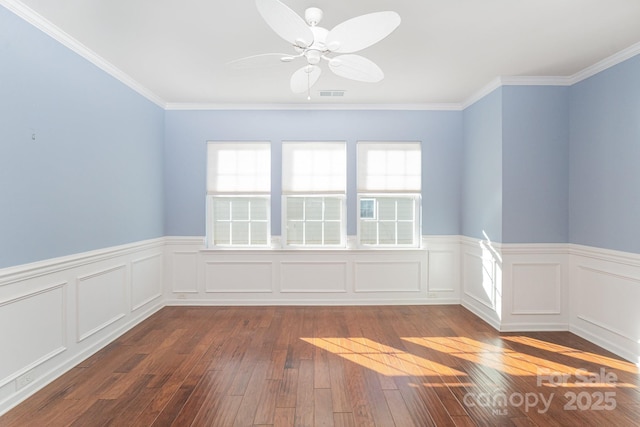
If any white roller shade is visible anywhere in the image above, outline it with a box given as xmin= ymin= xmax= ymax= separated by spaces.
xmin=282 ymin=142 xmax=346 ymax=194
xmin=207 ymin=142 xmax=270 ymax=195
xmin=357 ymin=142 xmax=421 ymax=192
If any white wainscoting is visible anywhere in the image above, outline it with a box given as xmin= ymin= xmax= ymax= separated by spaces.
xmin=569 ymin=245 xmax=640 ymax=364
xmin=501 ymin=244 xmax=569 ymax=331
xmin=3 ymin=235 xmax=640 ymax=416
xmin=460 ymin=236 xmax=503 ymax=329
xmin=0 ymin=238 xmax=164 ymax=416
xmin=164 ymin=236 xmax=462 ymax=306
xmin=460 ymin=238 xmax=640 ymax=363
xmin=461 ymin=239 xmax=570 ymax=332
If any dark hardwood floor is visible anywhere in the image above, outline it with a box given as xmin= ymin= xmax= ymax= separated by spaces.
xmin=1 ymin=305 xmax=639 ymax=426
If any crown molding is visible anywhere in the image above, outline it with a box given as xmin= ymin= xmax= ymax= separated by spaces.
xmin=461 ymin=77 xmax=503 ymax=109
xmin=462 ymin=41 xmax=640 ymax=108
xmin=164 ymin=102 xmax=464 ymax=111
xmin=568 ymin=40 xmax=640 ymax=85
xmin=500 ymin=76 xmax=573 ymax=86
xmin=0 ymin=0 xmax=166 ymax=108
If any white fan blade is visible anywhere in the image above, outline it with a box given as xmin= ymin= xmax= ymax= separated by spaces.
xmin=290 ymin=65 xmax=321 ymax=93
xmin=226 ymin=53 xmax=297 ymax=69
xmin=325 ymin=11 xmax=401 ymax=53
xmin=256 ymin=0 xmax=313 ymax=47
xmin=328 ymin=54 xmax=384 ymax=82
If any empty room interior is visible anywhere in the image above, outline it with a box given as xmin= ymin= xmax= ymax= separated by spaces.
xmin=2 ymin=0 xmax=640 ymax=425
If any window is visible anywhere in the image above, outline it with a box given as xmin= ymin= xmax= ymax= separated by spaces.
xmin=282 ymin=142 xmax=346 ymax=247
xmin=206 ymin=142 xmax=270 ymax=247
xmin=357 ymin=142 xmax=421 ymax=247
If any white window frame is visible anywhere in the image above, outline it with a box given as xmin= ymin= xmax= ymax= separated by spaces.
xmin=281 ymin=142 xmax=347 ymax=249
xmin=357 ymin=141 xmax=422 ymax=248
xmin=206 ymin=142 xmax=271 ymax=248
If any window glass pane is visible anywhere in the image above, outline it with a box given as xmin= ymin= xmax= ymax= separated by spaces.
xmin=214 ymin=199 xmax=230 ymax=220
xmin=360 ymin=221 xmax=377 ymax=245
xmin=324 ymin=222 xmax=341 ymax=245
xmin=214 ymin=221 xmax=230 ymax=245
xmin=379 ymin=222 xmax=396 ymax=244
xmin=287 ymin=197 xmax=304 ymax=220
xmin=232 ymin=199 xmax=249 ymax=220
xmin=360 ymin=199 xmax=375 ymax=219
xmin=397 ymin=198 xmax=414 ymax=221
xmin=397 ymin=222 xmax=414 ymax=245
xmin=324 ymin=197 xmax=341 ymax=220
xmin=251 ymin=222 xmax=268 ymax=245
xmin=232 ymin=222 xmax=249 ymax=245
xmin=378 ymin=198 xmax=396 ymax=221
xmin=287 ymin=221 xmax=303 ymax=245
xmin=305 ymin=198 xmax=323 ymax=221
xmin=306 ymin=222 xmax=323 ymax=245
xmin=250 ymin=198 xmax=268 ymax=220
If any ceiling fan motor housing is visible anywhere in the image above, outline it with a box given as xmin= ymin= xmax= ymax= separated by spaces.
xmin=305 ymin=7 xmax=323 ymax=26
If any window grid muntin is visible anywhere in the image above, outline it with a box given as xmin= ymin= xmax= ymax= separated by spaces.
xmin=285 ymin=195 xmax=344 ymax=247
xmin=209 ymin=196 xmax=270 ymax=247
xmin=358 ymin=195 xmax=420 ymax=247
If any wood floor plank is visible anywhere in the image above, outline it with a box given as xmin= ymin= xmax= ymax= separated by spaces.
xmin=294 ymin=359 xmax=315 ymax=427
xmin=332 ymin=412 xmax=357 ymax=427
xmin=314 ymin=346 xmax=332 ymax=389
xmin=313 ymin=388 xmax=334 ymax=427
xmin=253 ymin=379 xmax=281 ymax=425
xmin=2 ymin=305 xmax=639 ymax=427
xmin=328 ymin=352 xmax=352 ymax=413
xmin=384 ymin=389 xmax=417 ymax=427
xmin=273 ymin=406 xmax=296 ymax=427
xmin=276 ymin=367 xmax=299 ymax=408
xmin=199 ymin=394 xmax=243 ymax=426
xmin=232 ymin=356 xmax=270 ymax=426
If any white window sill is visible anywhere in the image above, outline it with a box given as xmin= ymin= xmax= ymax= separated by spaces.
xmin=202 ymin=236 xmax=426 ymax=252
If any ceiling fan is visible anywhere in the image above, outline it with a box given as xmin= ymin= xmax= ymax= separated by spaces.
xmin=229 ymin=0 xmax=401 ymax=98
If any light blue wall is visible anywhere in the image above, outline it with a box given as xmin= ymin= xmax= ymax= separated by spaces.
xmin=164 ymin=109 xmax=463 ymax=237
xmin=0 ymin=7 xmax=165 ymax=268
xmin=502 ymin=86 xmax=570 ymax=243
xmin=462 ymin=88 xmax=503 ymax=242
xmin=569 ymin=55 xmax=640 ymax=253
xmin=5 ymin=3 xmax=640 ymax=264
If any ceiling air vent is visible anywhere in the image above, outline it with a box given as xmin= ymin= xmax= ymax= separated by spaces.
xmin=319 ymin=90 xmax=345 ymax=97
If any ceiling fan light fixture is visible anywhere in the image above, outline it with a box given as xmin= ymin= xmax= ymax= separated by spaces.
xmin=305 ymin=49 xmax=321 ymax=65
xmin=294 ymin=38 xmax=311 ymax=49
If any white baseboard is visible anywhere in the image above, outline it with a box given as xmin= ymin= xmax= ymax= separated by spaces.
xmin=461 ymin=300 xmax=502 ymax=330
xmin=500 ymin=322 xmax=570 ymax=332
xmin=570 ymin=324 xmax=639 ymax=366
xmin=165 ymin=297 xmax=462 ymax=307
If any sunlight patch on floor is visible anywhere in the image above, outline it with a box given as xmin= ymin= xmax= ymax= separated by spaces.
xmin=300 ymin=337 xmax=466 ymax=377
xmin=501 ymin=336 xmax=639 ymax=374
xmin=301 ymin=335 xmax=637 ymax=389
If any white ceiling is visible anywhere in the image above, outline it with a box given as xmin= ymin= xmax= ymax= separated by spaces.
xmin=8 ymin=0 xmax=640 ymax=107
